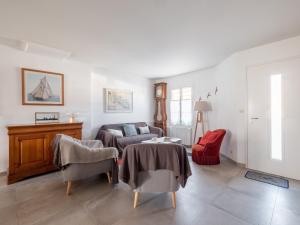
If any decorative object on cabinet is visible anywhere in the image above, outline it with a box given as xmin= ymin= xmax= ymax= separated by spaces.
xmin=104 ymin=88 xmax=133 ymax=113
xmin=22 ymin=68 xmax=64 ymax=106
xmin=6 ymin=122 xmax=82 ymax=184
xmin=66 ymin=112 xmax=80 ymax=123
xmin=193 ymin=100 xmax=212 ymax=143
xmin=35 ymin=112 xmax=60 ymax=124
xmin=154 ymin=82 xmax=167 ymax=135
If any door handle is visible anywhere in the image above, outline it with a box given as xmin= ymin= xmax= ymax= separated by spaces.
xmin=250 ymin=117 xmax=259 ymax=120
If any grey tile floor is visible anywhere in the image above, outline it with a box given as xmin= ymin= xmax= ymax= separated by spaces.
xmin=1 ymin=157 xmax=300 ymax=225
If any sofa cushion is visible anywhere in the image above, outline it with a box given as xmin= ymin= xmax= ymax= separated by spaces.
xmin=101 ymin=122 xmax=147 ymax=131
xmin=107 ymin=129 xmax=123 ymax=137
xmin=138 ymin=126 xmax=150 ymax=134
xmin=123 ymin=124 xmax=138 ymax=137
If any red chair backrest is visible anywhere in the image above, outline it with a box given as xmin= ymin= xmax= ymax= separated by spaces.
xmin=199 ymin=129 xmax=226 ymax=147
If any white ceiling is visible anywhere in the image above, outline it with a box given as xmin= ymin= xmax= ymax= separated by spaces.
xmin=1 ymin=0 xmax=300 ymax=78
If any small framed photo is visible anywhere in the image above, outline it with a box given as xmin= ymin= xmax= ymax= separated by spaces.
xmin=35 ymin=112 xmax=60 ymax=124
xmin=22 ymin=68 xmax=64 ymax=106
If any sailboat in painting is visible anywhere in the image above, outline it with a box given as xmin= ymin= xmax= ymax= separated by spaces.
xmin=31 ymin=76 xmax=54 ymax=100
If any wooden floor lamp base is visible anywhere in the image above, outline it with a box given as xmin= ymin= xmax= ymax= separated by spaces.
xmin=193 ymin=111 xmax=204 ymax=143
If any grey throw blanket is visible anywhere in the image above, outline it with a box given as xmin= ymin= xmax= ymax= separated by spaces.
xmin=52 ymin=134 xmax=119 ymax=183
xmin=96 ymin=130 xmax=121 ymax=154
xmin=120 ymin=143 xmax=192 ymax=189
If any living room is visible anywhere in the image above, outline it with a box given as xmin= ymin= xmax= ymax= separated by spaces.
xmin=1 ymin=1 xmax=300 ymax=225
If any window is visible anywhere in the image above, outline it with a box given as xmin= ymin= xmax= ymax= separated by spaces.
xmin=270 ymin=74 xmax=282 ymax=160
xmin=170 ymin=87 xmax=192 ymax=126
xmin=170 ymin=89 xmax=180 ymax=125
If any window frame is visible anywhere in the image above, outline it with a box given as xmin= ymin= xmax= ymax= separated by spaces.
xmin=170 ymin=87 xmax=192 ymax=126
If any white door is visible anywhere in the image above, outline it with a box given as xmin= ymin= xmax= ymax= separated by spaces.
xmin=247 ymin=57 xmax=300 ymax=180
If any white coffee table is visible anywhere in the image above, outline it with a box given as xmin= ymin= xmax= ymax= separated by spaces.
xmin=142 ymin=137 xmax=182 ymax=144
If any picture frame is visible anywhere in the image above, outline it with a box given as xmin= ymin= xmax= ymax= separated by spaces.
xmin=22 ymin=68 xmax=64 ymax=105
xmin=104 ymin=88 xmax=133 ymax=113
xmin=35 ymin=112 xmax=60 ymax=124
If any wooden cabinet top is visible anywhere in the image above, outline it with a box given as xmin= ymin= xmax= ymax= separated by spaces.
xmin=7 ymin=122 xmax=83 ymax=134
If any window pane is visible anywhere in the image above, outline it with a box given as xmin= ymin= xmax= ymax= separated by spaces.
xmin=182 ymin=87 xmax=192 ymax=100
xmin=270 ymin=74 xmax=282 ymax=160
xmin=181 ymin=112 xmax=192 ymax=126
xmin=170 ymin=100 xmax=180 ymax=125
xmin=181 ymin=100 xmax=192 ymax=113
xmin=171 ymin=100 xmax=180 ymax=112
xmin=171 ymin=113 xmax=180 ymax=125
xmin=171 ymin=89 xmax=180 ymax=101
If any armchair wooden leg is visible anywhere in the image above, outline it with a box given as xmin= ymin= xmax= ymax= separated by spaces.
xmin=66 ymin=181 xmax=72 ymax=195
xmin=133 ymin=191 xmax=139 ymax=208
xmin=106 ymin=172 xmax=112 ymax=184
xmin=171 ymin=192 xmax=176 ymax=208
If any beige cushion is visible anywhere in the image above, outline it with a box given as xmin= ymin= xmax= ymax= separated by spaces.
xmin=107 ymin=129 xmax=123 ymax=137
xmin=139 ymin=126 xmax=150 ymax=134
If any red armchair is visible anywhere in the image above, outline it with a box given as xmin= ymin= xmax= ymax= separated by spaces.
xmin=192 ymin=129 xmax=226 ymax=165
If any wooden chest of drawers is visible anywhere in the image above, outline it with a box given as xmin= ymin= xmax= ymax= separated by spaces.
xmin=7 ymin=122 xmax=83 ymax=184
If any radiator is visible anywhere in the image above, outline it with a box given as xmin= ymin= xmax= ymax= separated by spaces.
xmin=168 ymin=126 xmax=192 ymax=146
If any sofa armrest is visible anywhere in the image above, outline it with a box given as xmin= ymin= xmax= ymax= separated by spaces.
xmin=148 ymin=125 xmax=164 ymax=137
xmin=95 ymin=130 xmax=119 ymax=148
xmin=81 ymin=140 xmax=104 ymax=148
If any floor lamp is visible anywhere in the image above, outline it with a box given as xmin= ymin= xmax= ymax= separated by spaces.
xmin=193 ymin=100 xmax=212 ymax=143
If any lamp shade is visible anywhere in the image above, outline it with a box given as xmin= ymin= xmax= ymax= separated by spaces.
xmin=194 ymin=100 xmax=212 ymax=112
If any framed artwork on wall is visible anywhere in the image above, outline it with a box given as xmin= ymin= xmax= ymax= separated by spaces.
xmin=104 ymin=88 xmax=133 ymax=113
xmin=22 ymin=68 xmax=64 ymax=105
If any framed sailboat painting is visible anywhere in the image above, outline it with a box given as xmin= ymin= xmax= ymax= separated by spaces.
xmin=22 ymin=68 xmax=64 ymax=105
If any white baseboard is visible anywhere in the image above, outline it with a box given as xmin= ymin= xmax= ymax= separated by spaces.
xmin=221 ymin=154 xmax=245 ymax=168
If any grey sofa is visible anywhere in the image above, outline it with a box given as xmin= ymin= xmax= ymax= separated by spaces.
xmin=95 ymin=122 xmax=163 ymax=154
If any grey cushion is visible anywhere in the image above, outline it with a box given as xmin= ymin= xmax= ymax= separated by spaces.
xmin=139 ymin=126 xmax=150 ymax=134
xmin=123 ymin=124 xmax=138 ymax=137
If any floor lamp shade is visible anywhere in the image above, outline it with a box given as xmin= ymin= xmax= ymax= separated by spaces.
xmin=193 ymin=101 xmax=212 ymax=143
xmin=194 ymin=100 xmax=212 ymax=112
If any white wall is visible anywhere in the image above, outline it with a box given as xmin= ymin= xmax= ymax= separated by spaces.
xmin=90 ymin=68 xmax=153 ymax=138
xmin=160 ymin=35 xmax=300 ymax=164
xmin=0 ymin=45 xmax=152 ymax=173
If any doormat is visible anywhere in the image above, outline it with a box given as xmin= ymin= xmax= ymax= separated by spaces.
xmin=245 ymin=170 xmax=289 ymax=188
